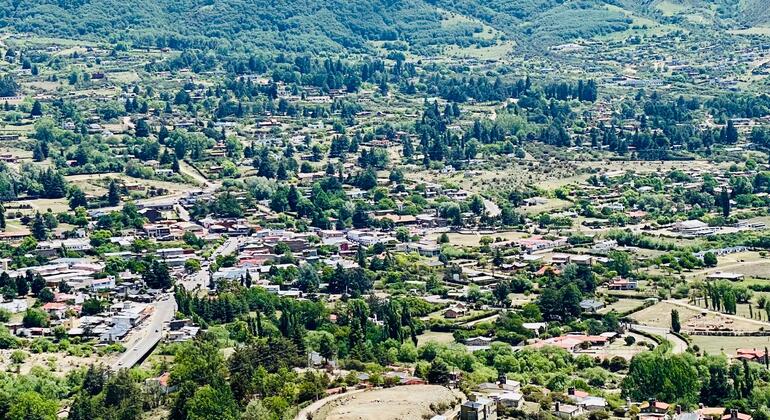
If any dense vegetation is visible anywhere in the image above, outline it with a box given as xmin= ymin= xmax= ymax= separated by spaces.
xmin=6 ymin=0 xmax=762 ymax=56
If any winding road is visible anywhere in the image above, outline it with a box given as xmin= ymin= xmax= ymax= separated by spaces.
xmin=630 ymin=324 xmax=688 ymax=354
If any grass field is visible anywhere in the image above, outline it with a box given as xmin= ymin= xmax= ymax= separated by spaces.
xmin=730 ymin=26 xmax=770 ymax=36
xmin=629 ymin=301 xmax=701 ymax=328
xmin=600 ymin=299 xmax=645 ymax=315
xmin=416 ymin=331 xmax=455 ymax=346
xmin=423 ymin=231 xmax=527 ymax=247
xmin=691 ymin=335 xmax=770 ymax=356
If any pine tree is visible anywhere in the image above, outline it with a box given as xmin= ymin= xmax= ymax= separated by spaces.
xmin=32 ymin=143 xmax=45 ymax=161
xmin=402 ymin=136 xmax=414 ymax=159
xmin=30 ymin=100 xmax=42 ymax=117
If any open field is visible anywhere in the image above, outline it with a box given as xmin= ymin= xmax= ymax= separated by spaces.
xmin=5 ymin=197 xmax=71 ymax=214
xmin=423 ymin=231 xmax=527 ymax=247
xmin=684 ymin=251 xmax=770 ymax=280
xmin=599 ymin=299 xmax=646 ymax=315
xmin=730 ymin=26 xmax=770 ymax=36
xmin=315 ymin=385 xmax=463 ymax=420
xmin=629 ymin=301 xmax=700 ymax=328
xmin=416 ymin=331 xmax=455 ymax=346
xmin=586 ymin=333 xmax=656 ymax=360
xmin=67 ymin=173 xmax=198 ymax=195
xmin=0 ymin=349 xmax=111 ymax=376
xmin=691 ymin=335 xmax=770 ymax=356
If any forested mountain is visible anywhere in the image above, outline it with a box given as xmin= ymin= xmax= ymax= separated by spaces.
xmin=0 ymin=0 xmax=767 ymax=56
xmin=622 ymin=0 xmax=770 ymax=26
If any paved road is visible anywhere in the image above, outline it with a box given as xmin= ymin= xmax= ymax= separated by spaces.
xmin=179 ymin=236 xmax=244 ymax=291
xmin=630 ymin=324 xmax=688 ymax=354
xmin=112 ymin=296 xmax=177 ymax=370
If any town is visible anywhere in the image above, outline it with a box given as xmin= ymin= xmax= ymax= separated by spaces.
xmin=2 ymin=2 xmax=770 ymax=420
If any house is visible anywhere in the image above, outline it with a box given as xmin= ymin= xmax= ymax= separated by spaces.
xmin=406 ymin=242 xmax=441 ymax=257
xmin=466 ymin=336 xmax=494 ymax=347
xmin=608 ymin=278 xmax=637 ymax=290
xmin=460 ymin=397 xmax=497 ymax=420
xmin=144 ymin=372 xmax=177 ymax=394
xmin=641 ymin=400 xmax=670 ymax=415
xmin=497 ymin=392 xmax=524 ymax=410
xmin=722 ymin=410 xmax=752 ymax=420
xmin=444 ymin=306 xmax=467 ymax=319
xmin=674 ymin=220 xmax=717 ymax=236
xmin=735 ymin=348 xmax=768 ymax=364
xmin=516 ymin=236 xmax=568 ymax=254
xmin=570 ymin=255 xmax=594 ymax=266
xmin=580 ymin=299 xmax=605 ymax=314
xmin=591 ymin=239 xmax=618 ymax=252
xmin=553 ymin=402 xmax=583 ymax=419
xmin=144 ymin=224 xmax=171 ymax=238
xmin=42 ymin=302 xmax=68 ymax=319
xmin=566 ymin=388 xmax=606 ymax=411
xmin=522 ymin=322 xmax=548 ymax=336
xmin=706 ymin=272 xmax=744 ymax=282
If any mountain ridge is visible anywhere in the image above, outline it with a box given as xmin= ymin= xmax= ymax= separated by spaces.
xmin=0 ymin=0 xmax=767 ymax=55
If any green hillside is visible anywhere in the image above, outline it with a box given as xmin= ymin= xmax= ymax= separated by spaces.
xmin=0 ymin=0 xmax=765 ymax=55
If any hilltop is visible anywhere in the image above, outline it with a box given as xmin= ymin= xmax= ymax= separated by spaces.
xmin=1 ymin=0 xmax=768 ymax=56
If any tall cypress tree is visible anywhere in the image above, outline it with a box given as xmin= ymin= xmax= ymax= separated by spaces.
xmin=721 ymin=187 xmax=730 ymax=218
xmin=107 ymin=180 xmax=120 ymax=206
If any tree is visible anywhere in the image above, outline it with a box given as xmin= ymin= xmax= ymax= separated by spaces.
xmin=427 ymin=358 xmax=450 ymax=385
xmin=15 ymin=276 xmax=28 ymax=297
xmin=703 ymin=252 xmax=718 ymax=267
xmin=492 ymin=280 xmax=510 ymax=306
xmin=144 ymin=260 xmax=173 ymax=289
xmin=7 ymin=391 xmax=57 ymax=420
xmin=721 ymin=187 xmax=730 ymax=218
xmin=33 ymin=143 xmax=45 ymax=161
xmin=241 ymin=399 xmax=272 ymax=420
xmin=297 ymin=264 xmax=320 ymax=293
xmin=622 ymin=349 xmax=700 ymax=406
xmin=38 ymin=287 xmax=55 ymax=303
xmin=184 ymin=259 xmax=202 ymax=274
xmin=608 ymin=250 xmax=633 ymax=277
xmin=107 ymin=179 xmax=121 ymax=206
xmin=318 ymin=332 xmax=337 ymax=363
xmin=30 ymin=274 xmax=46 ymax=295
xmin=31 ymin=212 xmax=48 ymax=240
xmin=135 ymin=119 xmax=151 ymax=137
xmin=81 ymin=298 xmax=105 ymax=316
xmin=30 ymin=100 xmax=43 ymax=117
xmin=103 ymin=369 xmax=144 ymax=419
xmin=560 ymin=284 xmax=583 ymax=319
xmin=68 ymin=187 xmax=88 ymax=210
xmin=671 ymin=309 xmax=681 ymax=333
xmin=492 ymin=249 xmax=504 ymax=267
xmin=22 ymin=308 xmax=49 ymax=327
xmin=0 ymin=203 xmax=5 ymax=229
